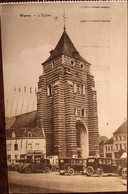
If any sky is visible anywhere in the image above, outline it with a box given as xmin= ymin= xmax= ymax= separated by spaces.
xmin=1 ymin=1 xmax=127 ymax=138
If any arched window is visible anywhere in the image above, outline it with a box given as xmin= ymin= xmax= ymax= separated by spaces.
xmin=47 ymin=84 xmax=52 ymax=96
xmin=74 ymin=107 xmax=78 ymax=116
xmin=81 ymin=108 xmax=85 ymax=117
xmin=28 ymin=132 xmax=32 ymax=137
xmin=71 ymin=60 xmax=75 ymax=66
xmin=80 ymin=63 xmax=84 ymax=69
xmin=52 ymin=61 xmax=54 ymax=68
xmin=81 ymin=84 xmax=85 ymax=95
xmin=12 ymin=132 xmax=15 ymax=138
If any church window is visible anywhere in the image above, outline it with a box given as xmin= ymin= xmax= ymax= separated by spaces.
xmin=28 ymin=132 xmax=32 ymax=137
xmin=80 ymin=63 xmax=84 ymax=69
xmin=93 ymin=94 xmax=96 ymax=99
xmin=74 ymin=83 xmax=77 ymax=93
xmin=12 ymin=132 xmax=15 ymax=138
xmin=81 ymin=108 xmax=85 ymax=117
xmin=52 ymin=60 xmax=54 ymax=68
xmin=74 ymin=107 xmax=78 ymax=116
xmin=71 ymin=60 xmax=75 ymax=66
xmin=47 ymin=84 xmax=52 ymax=96
xmin=14 ymin=143 xmax=18 ymax=151
xmin=81 ymin=84 xmax=85 ymax=95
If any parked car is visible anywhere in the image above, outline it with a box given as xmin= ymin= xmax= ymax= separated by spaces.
xmin=86 ymin=157 xmax=118 ymax=176
xmin=58 ymin=158 xmax=86 ymax=175
xmin=18 ymin=158 xmax=52 ymax=174
xmin=12 ymin=159 xmax=32 ymax=171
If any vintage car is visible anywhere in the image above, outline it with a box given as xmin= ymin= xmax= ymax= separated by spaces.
xmin=58 ymin=158 xmax=86 ymax=175
xmin=11 ymin=159 xmax=31 ymax=171
xmin=85 ymin=157 xmax=118 ymax=176
xmin=18 ymin=158 xmax=52 ymax=174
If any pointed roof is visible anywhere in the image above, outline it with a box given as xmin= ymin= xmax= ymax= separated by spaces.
xmin=104 ymin=137 xmax=113 ymax=145
xmin=42 ymin=30 xmax=90 ymax=65
xmin=113 ymin=121 xmax=127 ymax=134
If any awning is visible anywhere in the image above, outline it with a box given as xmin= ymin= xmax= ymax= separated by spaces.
xmin=121 ymin=152 xmax=127 ymax=158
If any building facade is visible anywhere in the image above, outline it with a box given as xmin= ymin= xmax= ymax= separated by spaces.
xmin=6 ymin=111 xmax=46 ymax=161
xmin=6 ymin=127 xmax=46 ymax=161
xmin=113 ymin=121 xmax=127 ymax=159
xmin=37 ymin=27 xmax=99 ymax=158
xmin=103 ymin=137 xmax=114 ymax=158
xmin=99 ymin=136 xmax=108 ymax=157
xmin=99 ymin=121 xmax=127 ymax=159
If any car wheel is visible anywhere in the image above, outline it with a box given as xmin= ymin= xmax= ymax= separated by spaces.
xmin=122 ymin=168 xmax=127 ymax=179
xmin=51 ymin=166 xmax=56 ymax=172
xmin=24 ymin=167 xmax=31 ymax=174
xmin=86 ymin=166 xmax=94 ymax=176
xmin=45 ymin=167 xmax=50 ymax=173
xmin=96 ymin=168 xmax=104 ymax=177
xmin=68 ymin=168 xmax=74 ymax=176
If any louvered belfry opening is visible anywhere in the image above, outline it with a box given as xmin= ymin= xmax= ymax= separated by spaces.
xmin=37 ymin=28 xmax=99 ymax=158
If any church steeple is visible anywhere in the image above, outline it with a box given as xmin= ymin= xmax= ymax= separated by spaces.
xmin=42 ymin=30 xmax=90 ymax=65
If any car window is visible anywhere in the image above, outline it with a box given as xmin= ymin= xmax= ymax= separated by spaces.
xmin=79 ymin=160 xmax=83 ymax=165
xmin=60 ymin=159 xmax=64 ymax=163
xmin=83 ymin=160 xmax=86 ymax=165
xmin=35 ymin=160 xmax=40 ymax=164
xmin=71 ymin=160 xmax=75 ymax=164
xmin=99 ymin=159 xmax=102 ymax=164
xmin=88 ymin=159 xmax=95 ymax=163
xmin=107 ymin=160 xmax=112 ymax=164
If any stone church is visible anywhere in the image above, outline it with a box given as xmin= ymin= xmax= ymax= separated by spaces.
xmin=37 ymin=26 xmax=99 ymax=158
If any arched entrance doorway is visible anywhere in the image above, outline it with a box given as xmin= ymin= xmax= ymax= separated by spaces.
xmin=76 ymin=120 xmax=88 ymax=158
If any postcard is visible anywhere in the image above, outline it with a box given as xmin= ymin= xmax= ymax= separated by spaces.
xmin=0 ymin=1 xmax=127 ymax=193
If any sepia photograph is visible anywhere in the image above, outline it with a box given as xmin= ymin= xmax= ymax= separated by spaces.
xmin=0 ymin=1 xmax=127 ymax=193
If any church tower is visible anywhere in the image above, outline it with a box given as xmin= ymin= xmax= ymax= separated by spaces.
xmin=37 ymin=26 xmax=99 ymax=158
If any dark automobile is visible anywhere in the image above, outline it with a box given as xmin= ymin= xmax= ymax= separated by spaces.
xmin=58 ymin=158 xmax=86 ymax=175
xmin=86 ymin=157 xmax=118 ymax=176
xmin=12 ymin=159 xmax=32 ymax=171
xmin=18 ymin=158 xmax=52 ymax=174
